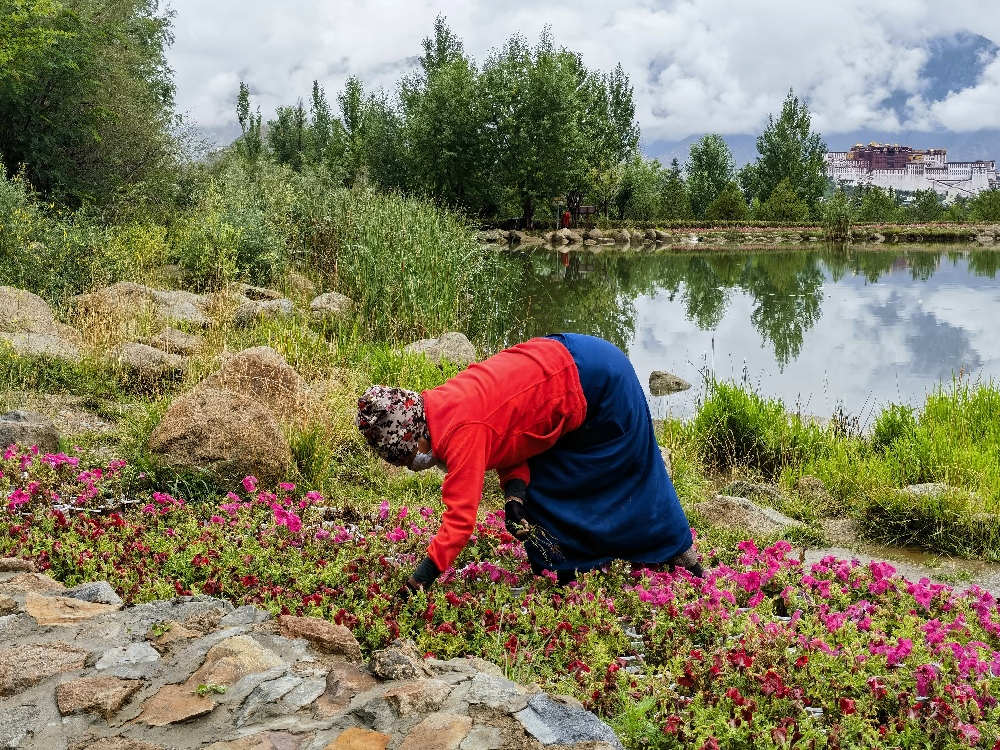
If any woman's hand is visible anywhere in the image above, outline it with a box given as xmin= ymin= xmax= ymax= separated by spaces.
xmin=504 ymin=497 xmax=531 ymax=540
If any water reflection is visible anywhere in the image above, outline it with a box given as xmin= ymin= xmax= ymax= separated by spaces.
xmin=507 ymin=246 xmax=1000 ymax=418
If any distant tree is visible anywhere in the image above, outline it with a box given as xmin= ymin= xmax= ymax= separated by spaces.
xmin=705 ymin=181 xmax=750 ymax=220
xmin=969 ymin=189 xmax=1000 ymax=222
xmin=739 ymin=90 xmax=828 ymax=216
xmin=338 ymin=76 xmax=370 ymax=185
xmin=660 ymin=158 xmax=694 ymax=220
xmin=943 ymin=196 xmax=970 ymax=223
xmin=855 ymin=185 xmax=902 ymax=223
xmin=905 ymin=190 xmax=945 ymax=222
xmin=615 ymin=156 xmax=661 ymax=220
xmin=687 ymin=135 xmax=736 ymax=218
xmin=756 ymin=178 xmax=810 ymax=222
xmin=267 ymin=100 xmax=308 ymax=171
xmin=236 ymin=82 xmax=263 ymax=165
xmin=822 ymin=189 xmax=854 ymax=241
xmin=0 ymin=0 xmax=178 ymax=206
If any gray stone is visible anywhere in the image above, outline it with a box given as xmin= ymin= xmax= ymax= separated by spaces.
xmin=109 ymin=342 xmax=186 ymax=381
xmin=903 ymin=483 xmax=951 ymax=497
xmin=648 ymin=371 xmax=691 ymax=396
xmin=72 ymin=282 xmax=212 ymax=328
xmin=235 ymin=283 xmax=284 ymax=301
xmin=0 ymin=331 xmax=80 ymax=361
xmin=220 ymin=605 xmax=271 ymax=627
xmin=233 ymin=298 xmax=294 ymax=327
xmin=460 ymin=726 xmax=503 ymax=750
xmin=95 ymin=642 xmax=160 ymax=678
xmin=281 ymin=677 xmax=326 ymax=709
xmin=404 ymin=332 xmax=476 ymax=368
xmin=370 ymin=640 xmax=433 ymax=681
xmin=238 ymin=673 xmax=303 ymax=726
xmin=0 ymin=704 xmax=37 ymax=749
xmin=515 ymin=694 xmax=623 ymax=749
xmin=310 ymin=292 xmax=354 ymax=322
xmin=465 ymin=672 xmax=527 ymax=712
xmin=139 ymin=327 xmax=203 ymax=356
xmin=691 ymin=495 xmax=804 ymax=537
xmin=59 ymin=581 xmax=124 ymax=607
xmin=0 ymin=411 xmax=58 ymax=453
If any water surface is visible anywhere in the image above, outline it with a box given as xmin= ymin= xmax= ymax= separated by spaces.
xmin=511 ymin=246 xmax=1000 ymax=421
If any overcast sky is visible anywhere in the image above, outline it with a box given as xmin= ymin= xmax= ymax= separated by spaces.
xmin=166 ymin=0 xmax=1000 ymax=143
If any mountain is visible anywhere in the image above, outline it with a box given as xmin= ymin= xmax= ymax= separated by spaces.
xmin=648 ymin=31 xmax=1000 ymax=168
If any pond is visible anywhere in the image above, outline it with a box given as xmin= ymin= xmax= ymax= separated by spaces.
xmin=509 ymin=245 xmax=1000 ymax=422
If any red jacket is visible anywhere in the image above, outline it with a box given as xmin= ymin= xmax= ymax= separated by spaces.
xmin=422 ymin=337 xmax=587 ymax=571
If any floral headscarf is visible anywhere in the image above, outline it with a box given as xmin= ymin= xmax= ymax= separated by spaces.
xmin=355 ymin=385 xmax=429 ymax=466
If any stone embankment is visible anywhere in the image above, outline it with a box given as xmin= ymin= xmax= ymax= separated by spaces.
xmin=0 ymin=561 xmax=623 ymax=750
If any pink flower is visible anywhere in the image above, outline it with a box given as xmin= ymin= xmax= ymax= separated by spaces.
xmin=378 ymin=500 xmax=390 ymax=520
xmin=955 ymin=722 xmax=980 ymax=745
xmin=279 ymin=482 xmax=296 ymax=491
xmin=242 ymin=476 xmax=258 ymax=493
xmin=210 ymin=515 xmax=224 ymax=524
xmin=314 ymin=529 xmax=331 ymax=541
xmin=271 ymin=505 xmax=302 ymax=533
xmin=386 ymin=527 xmax=407 ymax=542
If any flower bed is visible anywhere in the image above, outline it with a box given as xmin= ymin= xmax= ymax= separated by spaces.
xmin=2 ymin=448 xmax=999 ymax=748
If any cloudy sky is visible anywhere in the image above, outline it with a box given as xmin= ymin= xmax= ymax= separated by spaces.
xmin=166 ymin=0 xmax=1000 ymax=143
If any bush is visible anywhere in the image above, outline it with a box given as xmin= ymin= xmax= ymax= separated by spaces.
xmin=704 ymin=182 xmax=750 ymax=221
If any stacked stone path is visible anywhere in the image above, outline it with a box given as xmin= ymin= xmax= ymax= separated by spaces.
xmin=0 ymin=559 xmax=623 ymax=750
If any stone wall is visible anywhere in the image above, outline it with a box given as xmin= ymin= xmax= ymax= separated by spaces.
xmin=0 ymin=561 xmax=622 ymax=750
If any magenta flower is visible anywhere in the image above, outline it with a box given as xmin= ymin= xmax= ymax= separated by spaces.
xmin=242 ymin=476 xmax=257 ymax=493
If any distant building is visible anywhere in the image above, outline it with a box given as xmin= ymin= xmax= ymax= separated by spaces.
xmin=826 ymin=143 xmax=999 ymax=199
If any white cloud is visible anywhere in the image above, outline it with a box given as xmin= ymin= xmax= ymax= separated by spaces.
xmin=165 ymin=0 xmax=1000 ymax=139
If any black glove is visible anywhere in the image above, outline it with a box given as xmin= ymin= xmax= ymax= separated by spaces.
xmin=504 ymin=498 xmax=529 ymax=539
xmin=396 ymin=556 xmax=441 ymax=602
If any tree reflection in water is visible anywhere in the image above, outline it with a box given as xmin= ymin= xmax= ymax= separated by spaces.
xmin=500 ymin=247 xmax=1000 ymax=372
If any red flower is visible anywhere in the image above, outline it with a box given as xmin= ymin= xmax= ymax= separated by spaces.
xmin=663 ymin=715 xmax=682 ymax=735
xmin=838 ymin=698 xmax=856 ymax=715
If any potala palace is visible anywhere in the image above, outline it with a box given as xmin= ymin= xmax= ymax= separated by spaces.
xmin=826 ymin=143 xmax=999 ymax=199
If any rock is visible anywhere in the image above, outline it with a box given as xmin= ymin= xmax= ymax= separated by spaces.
xmin=324 ymin=728 xmax=391 ymax=750
xmin=644 ymin=229 xmax=658 ymax=241
xmin=220 ymin=605 xmax=271 ymax=627
xmin=903 ymin=483 xmax=951 ymax=497
xmin=584 ymin=228 xmax=604 ymax=240
xmin=691 ymin=495 xmax=804 ymax=536
xmin=458 ymin=727 xmax=502 ymax=750
xmin=610 ymin=229 xmax=631 ymax=245
xmin=549 ymin=232 xmax=568 ymax=245
xmin=555 ymin=228 xmax=583 ymax=244
xmin=795 ymin=475 xmax=836 ymax=511
xmin=24 ymin=592 xmax=120 ymax=626
xmin=655 ymin=230 xmax=672 ymax=242
xmin=238 ymin=673 xmax=303 ymax=725
xmin=145 ymin=620 xmax=199 ymax=653
xmin=660 ymin=446 xmax=672 ymax=475
xmin=0 ymin=705 xmax=37 ymax=749
xmin=0 ymin=410 xmax=59 ymax=453
xmin=0 ymin=286 xmax=82 ymax=342
xmin=95 ymin=642 xmax=160 ymax=677
xmin=288 ymin=272 xmax=318 ymax=297
xmin=203 ymin=346 xmax=312 ymax=423
xmin=183 ymin=607 xmax=227 ymax=634
xmin=109 ymin=342 xmax=186 ymax=381
xmin=56 ymin=676 xmax=143 ymax=720
xmin=821 ymin=518 xmax=859 ymax=546
xmin=149 ymin=384 xmax=293 ymax=486
xmin=73 ymin=282 xmax=212 ymax=328
xmin=0 ymin=642 xmax=89 ymax=696
xmin=399 ymin=712 xmax=472 ymax=750
xmin=233 ymin=298 xmax=294 ymax=327
xmin=205 ymin=732 xmax=313 ymax=750
xmin=0 ymin=572 xmax=65 ymax=594
xmin=404 ymin=332 xmax=476 ymax=368
xmin=370 ymin=640 xmax=433 ymax=681
xmin=383 ymin=679 xmax=451 ymax=717
xmin=648 ymin=371 xmax=691 ymax=396
xmin=139 ymin=327 xmax=203 ymax=356
xmin=188 ymin=635 xmax=285 ymax=687
xmin=236 ymin=283 xmax=284 ymax=301
xmin=0 ymin=331 xmax=80 ymax=360
xmin=0 ymin=557 xmax=36 ymax=573
xmin=315 ymin=662 xmax=379 ymax=717
xmin=277 ymin=616 xmax=362 ymax=662
xmin=60 ymin=581 xmax=124 ymax=606
xmin=310 ymin=292 xmax=354 ymax=322
xmin=137 ymin=683 xmax=217 ymax=727
xmin=465 ymin=672 xmax=527 ymax=712
xmin=515 ymin=694 xmax=623 ymax=749
xmin=71 ymin=739 xmax=163 ymax=750
xmin=0 ymin=594 xmax=17 ymax=616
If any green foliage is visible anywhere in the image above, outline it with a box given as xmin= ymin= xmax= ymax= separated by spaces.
xmin=687 ymin=135 xmax=736 ymax=218
xmin=661 ymin=158 xmax=694 ymax=220
xmin=905 ymin=190 xmax=945 ymax=223
xmin=855 ymin=185 xmax=903 ymax=223
xmin=705 ymin=182 xmax=750 ymax=221
xmin=0 ymin=0 xmax=179 ymax=207
xmin=755 ymin=178 xmax=810 ymax=222
xmin=738 ymin=90 xmax=828 ymax=215
xmin=970 ymin=189 xmax=1000 ymax=222
xmin=822 ymin=189 xmax=854 ymax=241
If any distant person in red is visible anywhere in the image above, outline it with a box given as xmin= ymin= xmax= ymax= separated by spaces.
xmin=356 ymin=334 xmax=700 ymax=599
xmin=562 ymin=210 xmax=571 ymax=228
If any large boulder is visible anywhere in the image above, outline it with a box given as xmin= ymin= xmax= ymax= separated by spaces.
xmin=404 ymin=332 xmax=476 ymax=368
xmin=691 ymin=495 xmax=804 ymax=536
xmin=0 ymin=410 xmax=59 ymax=453
xmin=555 ymin=228 xmax=583 ymax=244
xmin=149 ymin=384 xmax=293 ymax=486
xmin=232 ymin=298 xmax=294 ymax=327
xmin=610 ymin=229 xmax=632 ymax=245
xmin=202 ymin=346 xmax=311 ymax=423
xmin=139 ymin=327 xmax=204 ymax=356
xmin=0 ymin=332 xmax=80 ymax=361
xmin=108 ymin=343 xmax=186 ymax=382
xmin=73 ymin=282 xmax=212 ymax=328
xmin=310 ymin=292 xmax=354 ymax=323
xmin=649 ymin=370 xmax=691 ymax=396
xmin=0 ymin=287 xmax=83 ymax=360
